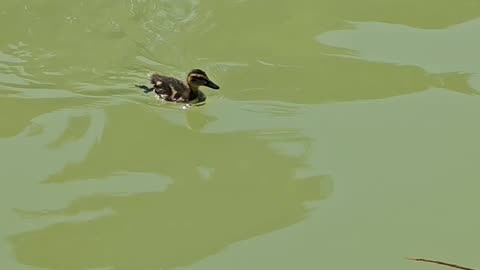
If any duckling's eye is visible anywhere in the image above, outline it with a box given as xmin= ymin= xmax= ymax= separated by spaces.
xmin=191 ymin=76 xmax=207 ymax=84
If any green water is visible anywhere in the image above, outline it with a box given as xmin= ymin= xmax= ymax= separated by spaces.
xmin=1 ymin=1 xmax=480 ymax=269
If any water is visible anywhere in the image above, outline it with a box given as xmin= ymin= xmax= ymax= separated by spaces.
xmin=1 ymin=1 xmax=480 ymax=269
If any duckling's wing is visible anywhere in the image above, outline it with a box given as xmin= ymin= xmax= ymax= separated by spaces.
xmin=150 ymin=73 xmax=167 ymax=86
xmin=150 ymin=74 xmax=185 ymax=90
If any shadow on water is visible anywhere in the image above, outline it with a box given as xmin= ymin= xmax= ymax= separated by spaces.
xmin=188 ymin=0 xmax=480 ymax=104
xmin=315 ymin=19 xmax=480 ymax=98
xmin=216 ymin=57 xmax=477 ymax=105
xmin=9 ymin=104 xmax=333 ymax=270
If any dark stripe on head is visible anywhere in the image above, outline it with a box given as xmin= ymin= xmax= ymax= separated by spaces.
xmin=189 ymin=74 xmax=208 ymax=80
xmin=188 ymin=69 xmax=207 ymax=77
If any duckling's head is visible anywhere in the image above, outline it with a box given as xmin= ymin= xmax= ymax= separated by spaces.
xmin=187 ymin=69 xmax=220 ymax=90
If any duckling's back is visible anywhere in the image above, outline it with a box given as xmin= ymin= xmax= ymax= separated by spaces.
xmin=150 ymin=73 xmax=177 ymax=86
xmin=150 ymin=73 xmax=190 ymax=100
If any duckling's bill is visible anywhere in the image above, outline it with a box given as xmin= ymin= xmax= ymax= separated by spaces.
xmin=205 ymin=79 xmax=220 ymax=90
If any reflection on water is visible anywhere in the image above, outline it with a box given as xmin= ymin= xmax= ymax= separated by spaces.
xmin=317 ymin=19 xmax=480 ymax=95
xmin=9 ymin=104 xmax=332 ymax=270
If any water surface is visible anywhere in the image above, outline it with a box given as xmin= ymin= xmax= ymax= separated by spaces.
xmin=1 ymin=1 xmax=480 ymax=269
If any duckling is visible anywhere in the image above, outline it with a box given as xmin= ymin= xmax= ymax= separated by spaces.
xmin=146 ymin=69 xmax=220 ymax=104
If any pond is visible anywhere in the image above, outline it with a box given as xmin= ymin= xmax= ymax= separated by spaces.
xmin=1 ymin=1 xmax=479 ymax=269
